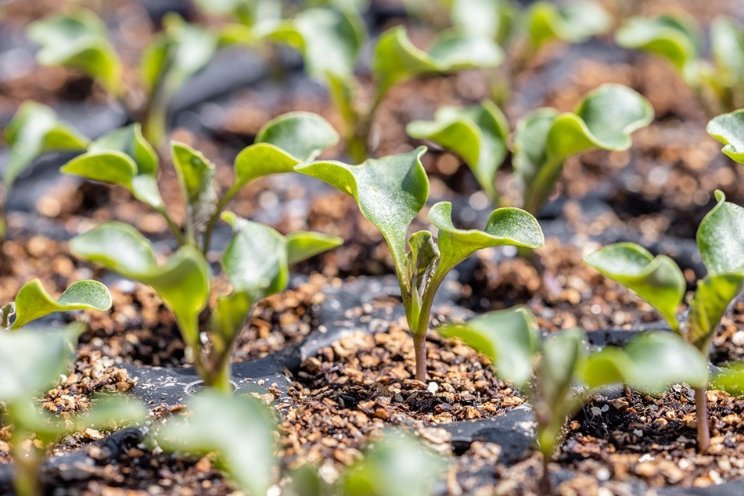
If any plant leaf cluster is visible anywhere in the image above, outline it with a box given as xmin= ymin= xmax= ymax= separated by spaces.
xmin=407 ymin=84 xmax=653 ymax=213
xmin=297 ymin=147 xmax=544 ymax=380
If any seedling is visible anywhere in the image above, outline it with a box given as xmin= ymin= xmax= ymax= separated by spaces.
xmin=1 ymin=102 xmax=88 ymax=239
xmin=60 ymin=111 xmax=339 ymax=253
xmin=616 ymin=14 xmax=744 ymax=115
xmin=223 ymin=5 xmax=502 ymax=160
xmin=407 ymin=83 xmax=654 ymax=213
xmin=155 ymin=390 xmax=277 ymax=496
xmin=441 ymin=306 xmax=707 ymax=495
xmin=712 ymin=362 xmax=744 ymax=396
xmin=0 ymin=325 xmax=145 ymax=496
xmin=63 ymin=115 xmax=342 ymax=391
xmin=585 ymin=191 xmax=744 ymax=451
xmin=296 ymin=147 xmax=544 ymax=381
xmin=28 ymin=10 xmax=217 ymax=146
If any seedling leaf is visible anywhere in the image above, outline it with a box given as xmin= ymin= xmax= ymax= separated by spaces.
xmin=172 ymin=142 xmax=217 ymax=241
xmin=696 ymin=190 xmax=744 ymax=275
xmin=372 ymin=26 xmax=503 ymax=98
xmin=156 ymin=391 xmax=277 ymax=496
xmin=584 ymin=242 xmax=685 ymax=331
xmin=429 ymin=201 xmax=544 ymax=277
xmin=688 ymin=273 xmax=744 ymax=352
xmin=707 ymin=109 xmax=744 ymax=164
xmin=438 ymin=306 xmax=539 ymax=388
xmin=712 ymin=362 xmax=744 ymax=396
xmin=711 ymin=17 xmax=744 ymax=87
xmin=11 ymin=279 xmax=112 ymax=330
xmin=407 ymin=102 xmax=509 ymax=199
xmin=27 ymin=10 xmax=122 ymax=93
xmin=296 ymin=147 xmax=429 ymax=280
xmin=616 ymin=14 xmax=699 ymax=73
xmin=5 ymin=102 xmax=88 ymax=188
xmin=526 ymin=1 xmax=611 ymax=53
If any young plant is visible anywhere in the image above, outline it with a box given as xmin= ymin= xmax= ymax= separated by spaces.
xmin=584 ymin=191 xmax=744 ymax=451
xmin=616 ymin=14 xmax=744 ymax=114
xmin=296 ymin=147 xmax=544 ymax=381
xmin=225 ymin=5 xmax=502 ymax=160
xmin=63 ymin=114 xmax=342 ymax=392
xmin=1 ymin=278 xmax=112 ymax=330
xmin=60 ymin=111 xmax=338 ymax=253
xmin=407 ymin=83 xmax=654 ymax=213
xmin=448 ymin=0 xmax=611 ymax=102
xmin=155 ymin=390 xmax=277 ymax=496
xmin=1 ymin=102 xmax=88 ymax=238
xmin=0 ymin=324 xmax=145 ymax=496
xmin=440 ymin=306 xmax=708 ymax=495
xmin=28 ymin=10 xmax=217 ymax=146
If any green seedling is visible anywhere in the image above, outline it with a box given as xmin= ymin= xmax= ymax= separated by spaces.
xmin=63 ymin=115 xmax=342 ymax=391
xmin=155 ymin=390 xmax=276 ymax=495
xmin=1 ymin=102 xmax=88 ymax=239
xmin=28 ymin=10 xmax=217 ymax=146
xmin=221 ymin=4 xmax=502 ymax=161
xmin=0 ymin=325 xmax=146 ymax=496
xmin=584 ymin=191 xmax=744 ymax=451
xmin=616 ymin=14 xmax=744 ymax=115
xmin=707 ymin=108 xmax=744 ymax=165
xmin=441 ymin=306 xmax=707 ymax=495
xmin=712 ymin=362 xmax=744 ymax=396
xmin=296 ymin=147 xmax=544 ymax=381
xmin=407 ymin=83 xmax=654 ymax=213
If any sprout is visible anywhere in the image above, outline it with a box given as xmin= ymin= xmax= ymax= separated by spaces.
xmin=28 ymin=11 xmax=217 ymax=145
xmin=1 ymin=102 xmax=88 ymax=239
xmin=617 ymin=14 xmax=744 ymax=114
xmin=63 ymin=114 xmax=342 ymax=392
xmin=0 ymin=325 xmax=146 ymax=496
xmin=296 ymin=147 xmax=544 ymax=381
xmin=441 ymin=306 xmax=707 ymax=494
xmin=407 ymin=84 xmax=654 ymax=214
xmin=584 ymin=190 xmax=744 ymax=451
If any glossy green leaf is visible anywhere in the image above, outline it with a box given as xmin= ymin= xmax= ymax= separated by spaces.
xmin=438 ymin=306 xmax=539 ymax=388
xmin=584 ymin=243 xmax=685 ymax=331
xmin=172 ymin=142 xmax=217 ymax=240
xmin=286 ymin=231 xmax=344 ymax=265
xmin=429 ymin=201 xmax=544 ymax=277
xmin=525 ymin=1 xmax=611 ymax=53
xmin=256 ymin=111 xmax=339 ymax=162
xmin=262 ymin=6 xmax=365 ymax=78
xmin=616 ymin=15 xmax=699 ymax=73
xmin=712 ymin=17 xmax=744 ymax=87
xmin=11 ymin=279 xmax=111 ymax=330
xmin=707 ymin=109 xmax=744 ymax=164
xmin=583 ymin=332 xmax=708 ymax=394
xmin=342 ymin=430 xmax=446 ymax=496
xmin=231 ymin=112 xmax=339 ymax=190
xmin=688 ymin=273 xmax=744 ymax=353
xmin=712 ymin=362 xmax=744 ymax=396
xmin=70 ymin=222 xmax=210 ymax=346
xmin=406 ymin=102 xmax=509 ymax=199
xmin=0 ymin=324 xmax=81 ymax=402
xmin=156 ymin=390 xmax=277 ymax=496
xmin=372 ymin=26 xmax=503 ymax=98
xmin=27 ymin=10 xmax=122 ymax=93
xmin=210 ymin=291 xmax=253 ymax=342
xmin=296 ymin=147 xmax=429 ymax=279
xmin=515 ymin=84 xmax=653 ymax=213
xmin=697 ymin=190 xmax=744 ymax=275
xmin=4 ymin=102 xmax=88 ymax=188
xmin=61 ymin=124 xmax=164 ymax=210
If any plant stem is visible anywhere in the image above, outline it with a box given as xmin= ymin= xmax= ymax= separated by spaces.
xmin=695 ymin=386 xmax=710 ymax=452
xmin=11 ymin=436 xmax=41 ymax=496
xmin=539 ymin=454 xmax=552 ymax=495
xmin=206 ymin=358 xmax=233 ymax=394
xmin=413 ymin=332 xmax=427 ymax=382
